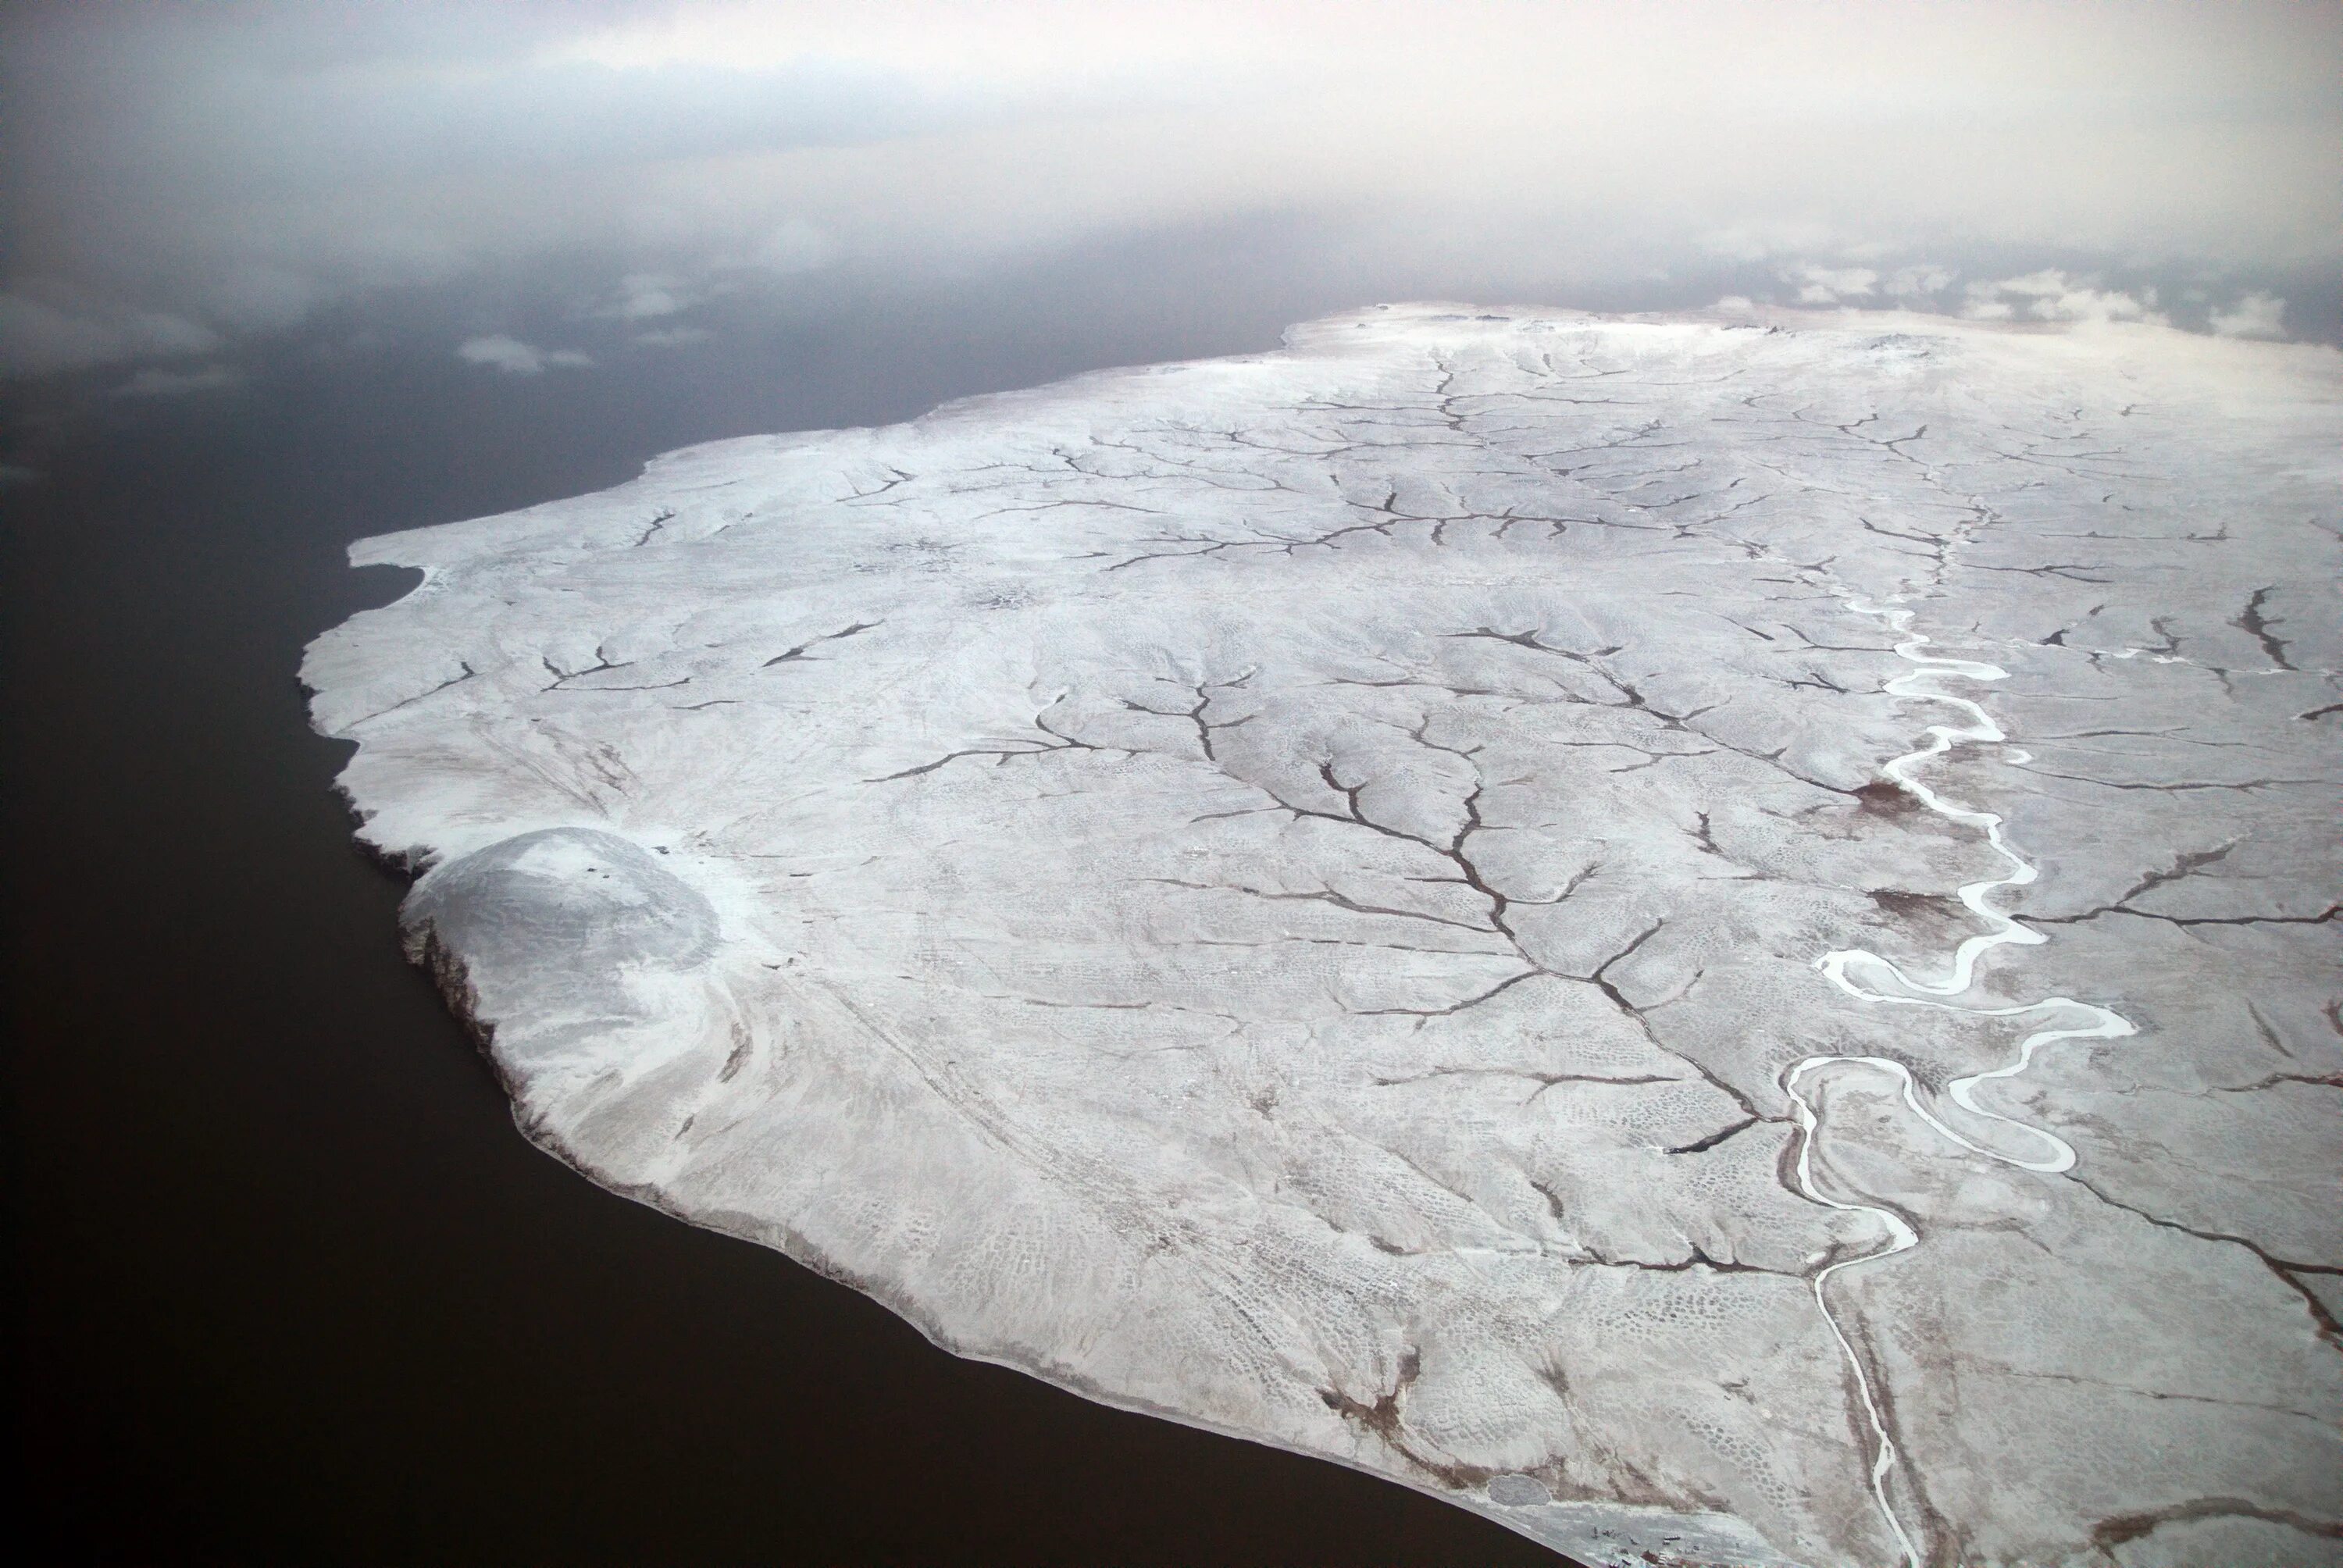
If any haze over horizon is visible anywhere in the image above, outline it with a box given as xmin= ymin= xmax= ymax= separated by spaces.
xmin=4 ymin=0 xmax=2338 ymax=411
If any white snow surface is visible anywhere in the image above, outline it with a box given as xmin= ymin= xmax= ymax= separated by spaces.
xmin=305 ymin=305 xmax=2343 ymax=1567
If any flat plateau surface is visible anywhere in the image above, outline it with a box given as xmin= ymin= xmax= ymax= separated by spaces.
xmin=305 ymin=306 xmax=2343 ymax=1567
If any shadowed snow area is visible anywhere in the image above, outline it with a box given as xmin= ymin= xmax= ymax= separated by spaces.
xmin=303 ymin=305 xmax=2343 ymax=1568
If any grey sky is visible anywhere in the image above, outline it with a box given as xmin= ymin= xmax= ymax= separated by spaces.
xmin=4 ymin=0 xmax=2338 ymax=376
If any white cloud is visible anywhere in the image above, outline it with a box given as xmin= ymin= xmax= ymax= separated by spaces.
xmin=590 ymin=222 xmax=831 ymax=326
xmin=610 ymin=273 xmax=689 ymax=320
xmin=456 ymin=333 xmax=593 ymax=374
xmin=112 ymin=363 xmax=244 ymax=396
xmin=0 ymin=291 xmax=221 ymax=376
xmin=2036 ymin=287 xmax=2163 ymax=326
xmin=3 ymin=2 xmax=2335 ymax=373
xmin=633 ymin=325 xmax=714 ymax=347
xmin=746 ymin=219 xmax=835 ymax=274
xmin=1701 ymin=223 xmax=1842 ymax=263
xmin=1992 ymin=269 xmax=2074 ymax=298
xmin=2209 ymin=291 xmax=2288 ymax=339
xmin=1783 ymin=264 xmax=1878 ymax=305
xmin=1962 ymin=270 xmax=2167 ymax=326
xmin=1884 ymin=264 xmax=1956 ymax=297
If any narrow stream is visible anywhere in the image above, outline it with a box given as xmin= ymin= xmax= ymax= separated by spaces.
xmin=1784 ymin=599 xmax=2138 ymax=1567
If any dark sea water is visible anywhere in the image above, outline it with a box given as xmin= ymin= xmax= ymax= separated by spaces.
xmin=6 ymin=258 xmax=1585 ymax=1563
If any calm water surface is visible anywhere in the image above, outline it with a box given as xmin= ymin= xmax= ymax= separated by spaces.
xmin=8 ymin=265 xmax=1582 ymax=1564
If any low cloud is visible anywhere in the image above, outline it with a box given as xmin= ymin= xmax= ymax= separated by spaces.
xmin=633 ymin=326 xmax=714 ymax=348
xmin=1883 ymin=265 xmax=1957 ymax=298
xmin=1962 ymin=270 xmax=2167 ymax=326
xmin=456 ymin=334 xmax=594 ymax=374
xmin=111 ymin=363 xmax=244 ymax=397
xmin=2209 ymin=291 xmax=2288 ymax=339
xmin=3 ymin=3 xmax=2337 ymax=376
xmin=1782 ymin=264 xmax=1878 ymax=305
xmin=0 ymin=291 xmax=220 ymax=377
xmin=608 ymin=273 xmax=690 ymax=320
xmin=738 ymin=219 xmax=834 ymax=275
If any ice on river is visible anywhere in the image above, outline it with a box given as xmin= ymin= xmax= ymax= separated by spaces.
xmin=305 ymin=305 xmax=2343 ymax=1567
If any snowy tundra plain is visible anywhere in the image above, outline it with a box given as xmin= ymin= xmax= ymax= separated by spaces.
xmin=305 ymin=306 xmax=2343 ymax=1567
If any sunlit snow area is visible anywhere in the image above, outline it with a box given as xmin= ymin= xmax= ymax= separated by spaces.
xmin=306 ymin=305 xmax=2343 ymax=1568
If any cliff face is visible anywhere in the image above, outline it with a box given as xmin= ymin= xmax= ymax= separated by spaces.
xmin=303 ymin=305 xmax=2343 ymax=1568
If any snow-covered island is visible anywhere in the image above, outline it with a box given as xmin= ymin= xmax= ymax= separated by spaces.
xmin=304 ymin=305 xmax=2342 ymax=1568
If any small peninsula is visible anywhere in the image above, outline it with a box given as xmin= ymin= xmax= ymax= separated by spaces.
xmin=305 ymin=306 xmax=2343 ymax=1568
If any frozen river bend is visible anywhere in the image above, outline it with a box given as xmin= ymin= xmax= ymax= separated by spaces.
xmin=306 ymin=306 xmax=2343 ymax=1566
